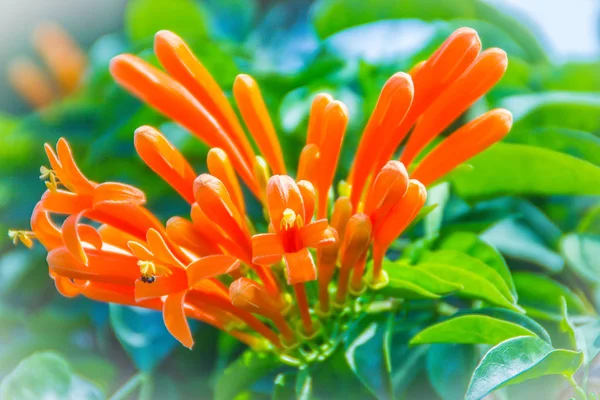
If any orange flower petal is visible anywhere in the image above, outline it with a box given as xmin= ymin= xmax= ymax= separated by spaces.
xmin=135 ymin=271 xmax=188 ymax=301
xmin=127 ymin=240 xmax=154 ymax=260
xmin=187 ymin=255 xmax=240 ymax=287
xmin=234 ymin=74 xmax=286 ymax=175
xmin=283 ymin=248 xmax=316 ymax=285
xmin=299 ymin=219 xmax=336 ymax=249
xmin=339 ymin=213 xmax=372 ymax=269
xmin=62 ymin=211 xmax=88 ymax=265
xmin=374 ymin=179 xmax=427 ymax=251
xmin=297 ymin=144 xmax=320 ymax=184
xmin=306 ymin=93 xmax=334 ymax=145
xmin=350 ymin=73 xmax=413 ymax=207
xmin=194 ymin=174 xmax=251 ymax=255
xmin=330 ymin=196 xmax=352 ymax=242
xmin=154 ymin=30 xmax=256 ymax=167
xmin=54 ymin=275 xmax=88 ymax=298
xmin=251 ymin=233 xmax=284 ymax=265
xmin=109 ymin=54 xmax=258 ymax=194
xmin=92 ymin=182 xmax=146 ymax=208
xmin=166 ymin=217 xmax=221 ymax=257
xmin=163 ymin=290 xmax=194 ymax=349
xmin=40 ymin=190 xmax=91 ymax=215
xmin=207 ymin=148 xmax=246 ymax=216
xmin=364 ymin=160 xmax=409 ymax=231
xmin=77 ymin=225 xmax=103 ymax=250
xmin=316 ymin=101 xmax=348 ymax=218
xmin=266 ymin=175 xmax=305 ymax=232
xmin=297 ymin=180 xmax=316 ymax=222
xmin=146 ymin=228 xmax=186 ymax=269
xmin=134 ymin=125 xmax=196 ymax=204
xmin=56 ymin=138 xmax=95 ymax=194
xmin=401 ymin=48 xmax=508 ymax=165
xmin=8 ymin=57 xmax=55 ymax=108
xmin=30 ymin=203 xmax=63 ymax=250
xmin=98 ymin=225 xmax=137 ymax=251
xmin=411 ymin=109 xmax=513 ymax=186
xmin=229 ymin=277 xmax=280 ymax=317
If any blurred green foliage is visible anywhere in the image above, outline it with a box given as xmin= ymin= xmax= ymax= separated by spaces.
xmin=1 ymin=0 xmax=599 ymax=399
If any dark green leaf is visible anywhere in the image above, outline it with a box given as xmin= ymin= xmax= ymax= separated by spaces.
xmin=427 ymin=344 xmax=478 ymax=400
xmin=411 ymin=315 xmax=536 ymax=345
xmin=215 ymin=351 xmax=280 ymax=400
xmin=344 ymin=314 xmax=393 ymax=400
xmin=513 ymin=273 xmax=590 ymax=321
xmin=450 ymin=143 xmax=600 ymax=198
xmin=438 ymin=231 xmax=516 ymax=297
xmin=466 ymin=336 xmax=583 ymax=400
xmin=272 ymin=372 xmax=296 ymax=400
xmin=560 ymin=233 xmax=600 ymax=284
xmin=0 ymin=352 xmax=103 ymax=400
xmin=482 ymin=218 xmax=564 ymax=272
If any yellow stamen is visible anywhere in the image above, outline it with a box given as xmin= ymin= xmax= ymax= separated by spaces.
xmin=137 ymin=260 xmax=172 ymax=281
xmin=280 ymin=208 xmax=303 ymax=231
xmin=40 ymin=166 xmax=59 ymax=192
xmin=8 ymin=230 xmax=35 ymax=249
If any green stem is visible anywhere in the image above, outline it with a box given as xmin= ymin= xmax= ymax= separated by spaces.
xmin=108 ymin=372 xmax=146 ymax=400
xmin=566 ymin=375 xmax=587 ymax=400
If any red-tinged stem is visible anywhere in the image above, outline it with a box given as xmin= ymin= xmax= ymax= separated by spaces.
xmin=350 ymin=254 xmax=368 ymax=292
xmin=335 ymin=263 xmax=352 ymax=305
xmin=294 ymin=283 xmax=313 ymax=335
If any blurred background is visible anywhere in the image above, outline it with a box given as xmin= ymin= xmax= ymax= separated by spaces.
xmin=0 ymin=0 xmax=598 ymax=399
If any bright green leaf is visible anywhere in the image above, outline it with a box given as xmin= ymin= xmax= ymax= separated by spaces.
xmin=438 ymin=231 xmax=516 ymax=297
xmin=466 ymin=336 xmax=583 ymax=400
xmin=424 ymin=182 xmax=450 ymax=239
xmin=458 ymin=308 xmax=551 ymax=343
xmin=411 ymin=315 xmax=536 ymax=345
xmin=215 ymin=351 xmax=280 ymax=400
xmin=0 ymin=352 xmax=103 ymax=400
xmin=450 ymin=143 xmax=600 ymax=198
xmin=382 ymin=262 xmax=463 ymax=300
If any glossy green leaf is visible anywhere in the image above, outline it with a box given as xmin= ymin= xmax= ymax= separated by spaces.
xmin=422 ymin=250 xmax=515 ymax=303
xmin=382 ymin=262 xmax=463 ymax=299
xmin=438 ymin=231 xmax=516 ymax=297
xmin=458 ymin=308 xmax=551 ymax=343
xmin=427 ymin=344 xmax=478 ymax=400
xmin=411 ymin=315 xmax=536 ymax=345
xmin=482 ymin=218 xmax=564 ymax=272
xmin=424 ymin=182 xmax=450 ymax=240
xmin=125 ymin=0 xmax=208 ymax=44
xmin=0 ymin=352 xmax=103 ymax=400
xmin=215 ymin=351 xmax=281 ymax=400
xmin=466 ymin=336 xmax=583 ymax=400
xmin=344 ymin=314 xmax=393 ymax=399
xmin=450 ymin=143 xmax=600 ymax=198
xmin=513 ymin=273 xmax=590 ymax=321
xmin=560 ymin=233 xmax=600 ymax=284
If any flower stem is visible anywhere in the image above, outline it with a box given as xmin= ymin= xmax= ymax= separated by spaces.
xmin=294 ymin=283 xmax=313 ymax=335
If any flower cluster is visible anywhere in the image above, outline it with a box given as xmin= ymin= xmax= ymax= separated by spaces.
xmin=16 ymin=27 xmax=512 ymax=356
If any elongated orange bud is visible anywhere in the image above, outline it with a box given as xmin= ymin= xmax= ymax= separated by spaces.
xmin=412 ymin=109 xmax=513 ymax=186
xmin=297 ymin=144 xmax=320 ymax=184
xmin=8 ymin=58 xmax=55 ymax=108
xmin=193 ymin=174 xmax=251 ymax=256
xmin=306 ymin=93 xmax=333 ymax=145
xmin=109 ymin=54 xmax=258 ymax=195
xmin=374 ymin=28 xmax=482 ymax=174
xmin=335 ymin=214 xmax=372 ymax=304
xmin=34 ymin=23 xmax=86 ymax=94
xmin=208 ymin=148 xmax=246 ymax=216
xmin=166 ymin=216 xmax=221 ymax=257
xmin=401 ymin=48 xmax=508 ymax=165
xmin=134 ymin=126 xmax=196 ymax=204
xmin=297 ymin=180 xmax=316 ymax=222
xmin=234 ymin=74 xmax=286 ymax=175
xmin=153 ymin=30 xmax=256 ymax=167
xmin=316 ymin=101 xmax=348 ymax=219
xmin=363 ymin=161 xmax=409 ymax=231
xmin=373 ymin=180 xmax=427 ymax=282
xmin=350 ymin=73 xmax=413 ymax=208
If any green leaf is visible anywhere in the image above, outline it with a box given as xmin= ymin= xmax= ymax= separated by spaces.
xmin=560 ymin=233 xmax=600 ymax=284
xmin=507 ymin=127 xmax=600 ymax=166
xmin=578 ymin=205 xmax=600 ymax=234
xmin=382 ymin=262 xmax=463 ymax=300
xmin=513 ymin=273 xmax=590 ymax=321
xmin=109 ymin=305 xmax=180 ymax=371
xmin=422 ymin=250 xmax=515 ymax=303
xmin=411 ymin=315 xmax=536 ymax=345
xmin=296 ymin=367 xmax=312 ymax=400
xmin=215 ymin=351 xmax=280 ymax=400
xmin=272 ymin=373 xmax=296 ymax=400
xmin=344 ymin=314 xmax=393 ymax=400
xmin=482 ymin=218 xmax=564 ymax=272
xmin=437 ymin=231 xmax=516 ymax=297
xmin=458 ymin=308 xmax=551 ymax=343
xmin=424 ymin=182 xmax=450 ymax=240
xmin=450 ymin=143 xmax=600 ymax=198
xmin=466 ymin=336 xmax=583 ymax=400
xmin=427 ymin=344 xmax=478 ymax=400
xmin=125 ymin=0 xmax=208 ymax=44
xmin=0 ymin=352 xmax=103 ymax=400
